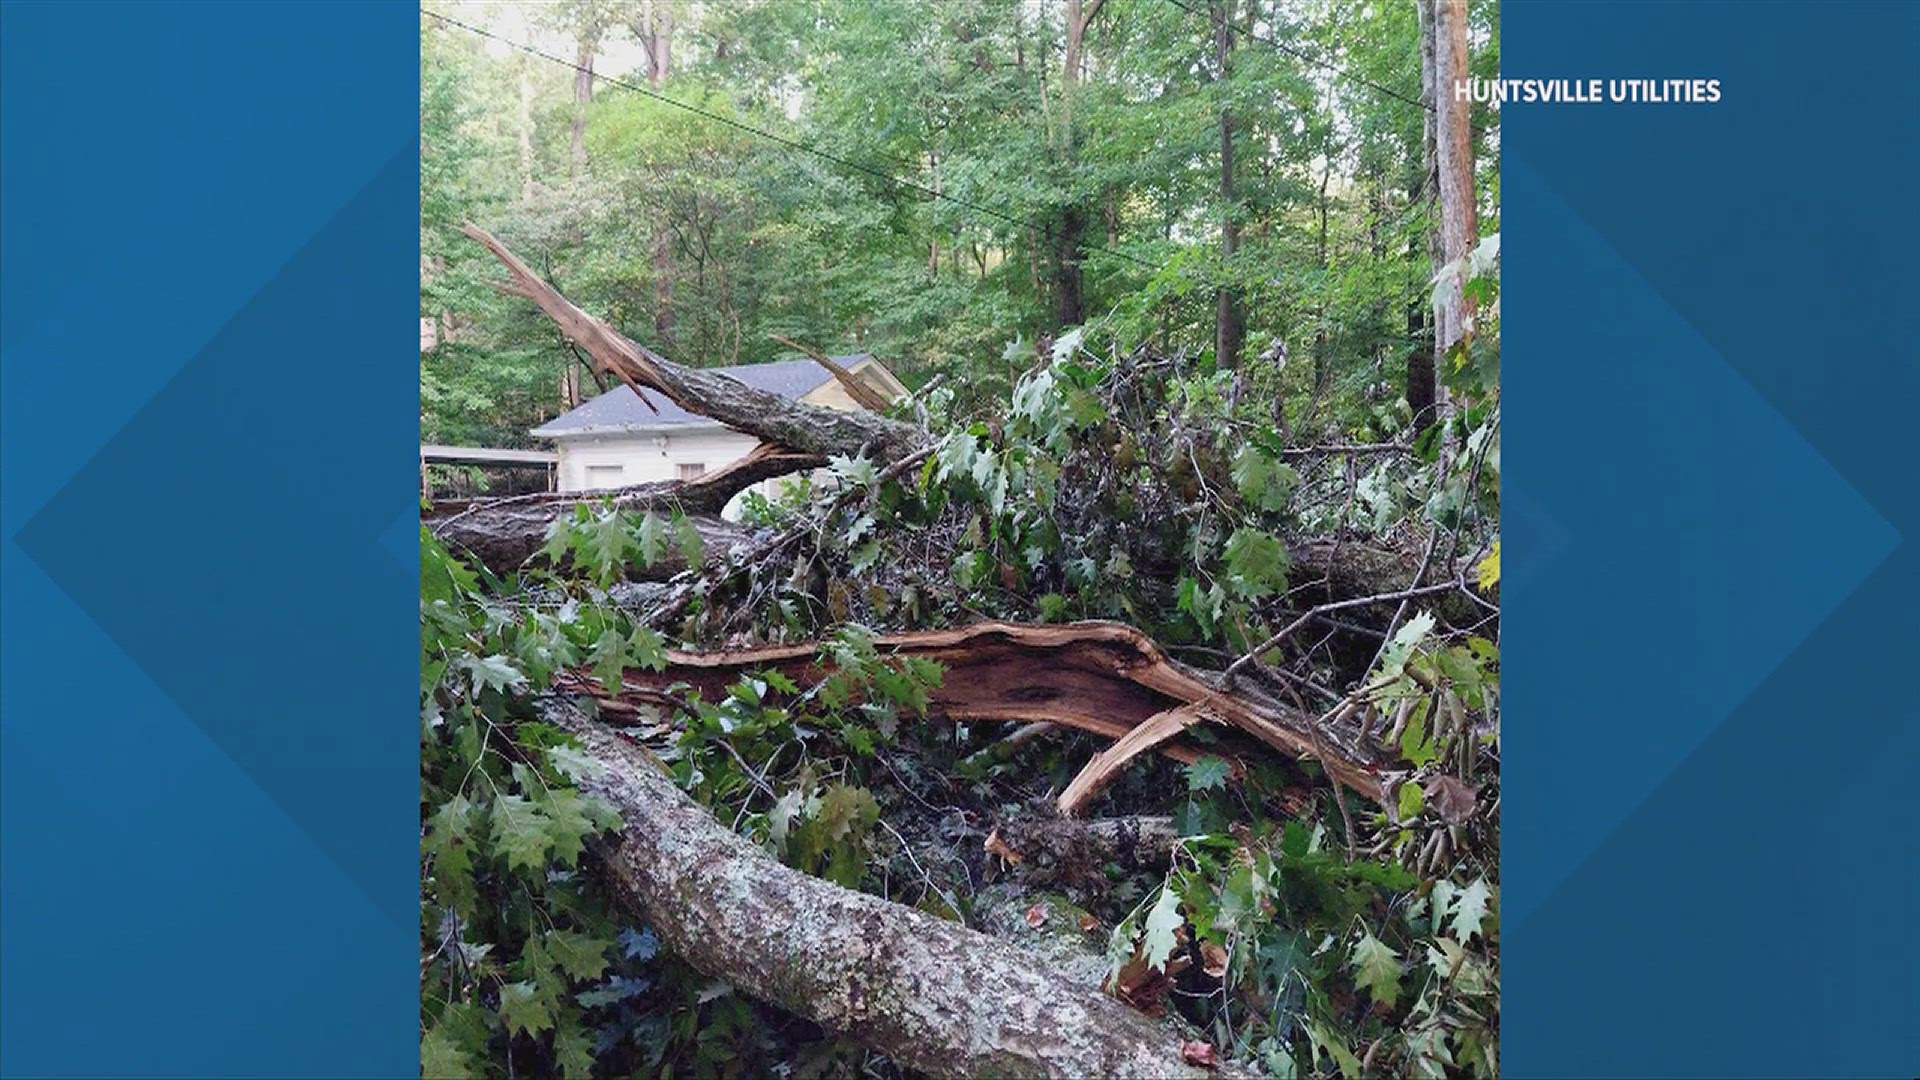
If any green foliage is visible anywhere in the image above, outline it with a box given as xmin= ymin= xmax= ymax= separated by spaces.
xmin=541 ymin=505 xmax=704 ymax=586
xmin=420 ymin=527 xmax=668 ymax=1079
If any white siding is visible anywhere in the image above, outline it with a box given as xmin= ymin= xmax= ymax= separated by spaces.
xmin=556 ymin=427 xmax=759 ymax=489
xmin=554 ymin=426 xmax=804 ymax=520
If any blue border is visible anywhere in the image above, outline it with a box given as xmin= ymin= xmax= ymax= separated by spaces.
xmin=1504 ymin=3 xmax=1917 ymax=1075
xmin=1 ymin=4 xmax=418 ymax=1075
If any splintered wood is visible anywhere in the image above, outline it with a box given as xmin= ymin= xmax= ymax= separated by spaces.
xmin=564 ymin=620 xmax=1391 ymax=812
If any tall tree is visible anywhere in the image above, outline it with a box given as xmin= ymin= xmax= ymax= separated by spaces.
xmin=1427 ymin=0 xmax=1477 ymax=458
xmin=1211 ymin=0 xmax=1245 ymax=370
xmin=548 ymin=0 xmax=621 ymax=173
xmin=627 ymin=1 xmax=678 ymax=346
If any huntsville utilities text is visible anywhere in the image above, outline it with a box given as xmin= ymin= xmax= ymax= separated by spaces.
xmin=1457 ymin=78 xmax=1722 ymax=106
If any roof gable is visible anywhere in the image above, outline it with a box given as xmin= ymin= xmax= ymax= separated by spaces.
xmin=531 ymin=357 xmax=870 ymax=438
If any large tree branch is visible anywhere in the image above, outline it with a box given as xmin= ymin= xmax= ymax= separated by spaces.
xmin=582 ymin=621 xmax=1392 ymax=805
xmin=463 ymin=224 xmax=924 ymax=464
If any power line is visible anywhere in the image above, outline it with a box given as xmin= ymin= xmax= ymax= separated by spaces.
xmin=422 ymin=7 xmax=1166 ymax=274
xmin=1161 ymin=0 xmax=1432 ymax=113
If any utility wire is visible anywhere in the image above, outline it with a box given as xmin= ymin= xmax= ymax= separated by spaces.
xmin=1161 ymin=0 xmax=1432 ymax=113
xmin=423 ymin=7 xmax=1167 ymax=273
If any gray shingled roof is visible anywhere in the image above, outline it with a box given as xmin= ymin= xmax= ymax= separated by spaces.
xmin=531 ymin=357 xmax=866 ymax=438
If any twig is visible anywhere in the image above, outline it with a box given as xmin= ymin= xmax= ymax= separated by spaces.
xmin=1279 ymin=441 xmax=1411 ymax=459
xmin=1223 ymin=580 xmax=1463 ymax=686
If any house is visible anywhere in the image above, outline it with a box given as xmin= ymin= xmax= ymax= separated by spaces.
xmin=530 ymin=355 xmax=907 ymax=516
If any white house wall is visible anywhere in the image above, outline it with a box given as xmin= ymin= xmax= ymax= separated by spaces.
xmin=557 ymin=427 xmax=759 ymax=490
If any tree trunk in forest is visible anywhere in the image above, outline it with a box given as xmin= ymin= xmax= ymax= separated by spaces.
xmin=1052 ymin=206 xmax=1088 ymax=330
xmin=1431 ymin=0 xmax=1477 ymax=359
xmin=1426 ymin=0 xmax=1477 ymax=463
xmin=543 ymin=697 xmax=1242 ymax=1079
xmin=1212 ymin=0 xmax=1245 ymax=371
xmin=517 ymin=63 xmax=536 ymax=201
xmin=1409 ymin=0 xmax=1442 ymax=438
xmin=636 ymin=0 xmax=677 ymax=345
xmin=1048 ymin=0 xmax=1106 ymax=333
xmin=570 ymin=31 xmax=598 ymax=174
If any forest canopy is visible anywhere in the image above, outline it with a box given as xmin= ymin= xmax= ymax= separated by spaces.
xmin=421 ymin=0 xmax=1496 ymax=448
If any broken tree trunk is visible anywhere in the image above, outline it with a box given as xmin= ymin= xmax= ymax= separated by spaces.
xmin=425 ymin=442 xmax=813 ymax=574
xmin=464 ymin=225 xmax=924 ymax=466
xmin=546 ymin=698 xmax=1243 ymax=1079
xmin=577 ymin=621 xmax=1391 ymax=806
xmin=429 ymin=505 xmax=758 ymax=581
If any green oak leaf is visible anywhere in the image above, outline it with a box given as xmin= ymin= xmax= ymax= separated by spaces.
xmin=457 ymin=654 xmax=526 ymax=697
xmin=635 ymin=512 xmax=668 ymax=567
xmin=545 ymin=929 xmax=613 ymax=983
xmin=673 ymin=512 xmax=705 ymax=566
xmin=1187 ymin=755 xmax=1232 ymax=792
xmin=546 ymin=744 xmax=605 ymax=783
xmin=1304 ymin=1020 xmax=1361 ymax=1079
xmin=491 ymin=794 xmax=551 ymax=874
xmin=1141 ymin=884 xmax=1184 ymax=972
xmin=1449 ymin=877 xmax=1495 ymax=943
xmin=627 ymin=626 xmax=667 ymax=672
xmin=1349 ymin=931 xmax=1403 ymax=1009
xmin=421 ymin=1022 xmax=479 ymax=1079
xmin=496 ymin=980 xmax=553 ymax=1038
xmin=554 ymin=1023 xmax=596 ymax=1079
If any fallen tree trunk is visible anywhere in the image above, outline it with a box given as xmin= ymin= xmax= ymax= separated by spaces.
xmin=576 ymin=621 xmax=1391 ymax=806
xmin=988 ymin=815 xmax=1182 ymax=880
xmin=465 ymin=224 xmax=924 ymax=466
xmin=430 ymin=488 xmax=1436 ymax=611
xmin=434 ymin=507 xmax=757 ymax=581
xmin=546 ymin=697 xmax=1243 ymax=1079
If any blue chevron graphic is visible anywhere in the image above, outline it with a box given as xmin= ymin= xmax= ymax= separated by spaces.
xmin=1503 ymin=157 xmax=1898 ymax=923
xmin=16 ymin=153 xmax=420 ymax=930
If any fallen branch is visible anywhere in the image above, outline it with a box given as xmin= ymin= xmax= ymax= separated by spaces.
xmin=546 ymin=698 xmax=1244 ymax=1079
xmin=465 ymin=224 xmax=924 ymax=465
xmin=1056 ymin=705 xmax=1208 ymax=815
xmin=988 ymin=814 xmax=1183 ymax=877
xmin=588 ymin=621 xmax=1391 ymax=806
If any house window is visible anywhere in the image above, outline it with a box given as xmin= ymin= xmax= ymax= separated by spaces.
xmin=585 ymin=464 xmax=624 ymax=488
xmin=678 ymin=463 xmax=707 ymax=481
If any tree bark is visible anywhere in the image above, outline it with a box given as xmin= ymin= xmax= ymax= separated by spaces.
xmin=1427 ymin=0 xmax=1477 ymax=468
xmin=1431 ymin=0 xmax=1478 ymax=358
xmin=546 ymin=697 xmax=1246 ymax=1079
xmin=425 ymin=442 xmax=815 ymax=573
xmin=430 ymin=505 xmax=758 ymax=581
xmin=1409 ymin=0 xmax=1442 ymax=437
